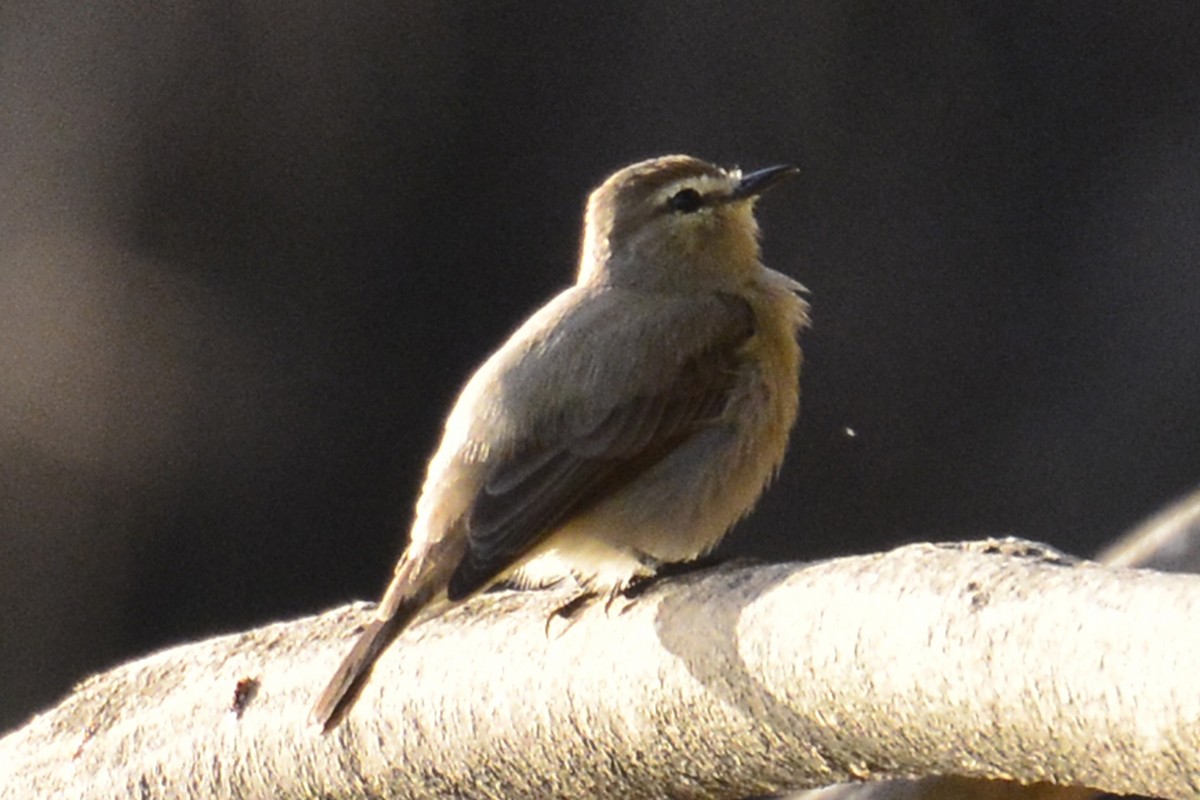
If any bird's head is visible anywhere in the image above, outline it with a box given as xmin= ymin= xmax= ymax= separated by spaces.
xmin=578 ymin=155 xmax=797 ymax=291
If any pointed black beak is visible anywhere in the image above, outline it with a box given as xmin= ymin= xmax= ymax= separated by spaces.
xmin=729 ymin=164 xmax=799 ymax=201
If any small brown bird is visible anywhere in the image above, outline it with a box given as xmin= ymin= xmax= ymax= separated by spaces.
xmin=310 ymin=155 xmax=809 ymax=731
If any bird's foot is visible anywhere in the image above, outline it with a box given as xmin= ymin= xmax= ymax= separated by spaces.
xmin=544 ymin=590 xmax=598 ymax=639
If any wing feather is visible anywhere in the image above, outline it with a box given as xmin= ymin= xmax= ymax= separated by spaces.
xmin=446 ymin=291 xmax=754 ymax=599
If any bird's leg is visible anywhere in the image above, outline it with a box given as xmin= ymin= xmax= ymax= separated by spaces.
xmin=603 ymin=549 xmax=668 ymax=614
xmin=544 ymin=589 xmax=598 ymax=638
xmin=615 ymin=554 xmax=732 ymax=614
xmin=606 ymin=572 xmax=661 ymax=615
xmin=602 ymin=583 xmax=628 ymax=615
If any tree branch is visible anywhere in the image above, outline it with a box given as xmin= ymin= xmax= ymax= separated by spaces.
xmin=2 ymin=539 xmax=1196 ymax=799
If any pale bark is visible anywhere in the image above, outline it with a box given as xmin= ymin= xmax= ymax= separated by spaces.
xmin=2 ymin=539 xmax=1196 ymax=800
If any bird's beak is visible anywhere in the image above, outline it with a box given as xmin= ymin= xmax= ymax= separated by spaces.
xmin=728 ymin=164 xmax=799 ymax=201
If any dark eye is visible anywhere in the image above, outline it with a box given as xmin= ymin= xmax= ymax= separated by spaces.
xmin=667 ymin=187 xmax=704 ymax=213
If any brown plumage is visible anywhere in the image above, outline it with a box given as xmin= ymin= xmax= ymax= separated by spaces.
xmin=310 ymin=155 xmax=808 ymax=731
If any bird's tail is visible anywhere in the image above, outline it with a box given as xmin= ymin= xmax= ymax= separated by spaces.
xmin=309 ymin=546 xmax=457 ymax=732
xmin=309 ymin=595 xmax=427 ymax=732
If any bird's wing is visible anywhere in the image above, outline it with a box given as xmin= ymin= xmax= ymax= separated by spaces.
xmin=446 ymin=291 xmax=755 ymax=599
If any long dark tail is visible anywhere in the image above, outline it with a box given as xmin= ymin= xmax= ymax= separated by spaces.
xmin=311 ymin=532 xmax=467 ymax=731
xmin=308 ymin=594 xmax=427 ymax=732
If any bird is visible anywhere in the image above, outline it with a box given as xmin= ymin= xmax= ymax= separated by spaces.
xmin=310 ymin=154 xmax=809 ymax=731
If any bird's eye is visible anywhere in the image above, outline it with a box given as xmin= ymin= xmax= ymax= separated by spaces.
xmin=667 ymin=188 xmax=704 ymax=213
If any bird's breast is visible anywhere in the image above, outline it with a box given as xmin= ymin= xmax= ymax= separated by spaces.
xmin=514 ymin=273 xmax=808 ymax=592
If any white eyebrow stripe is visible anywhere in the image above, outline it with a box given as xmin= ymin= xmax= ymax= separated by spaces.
xmin=650 ymin=173 xmax=737 ymax=207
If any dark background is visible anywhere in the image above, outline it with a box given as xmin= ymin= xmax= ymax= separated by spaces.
xmin=3 ymin=2 xmax=1199 ymax=732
